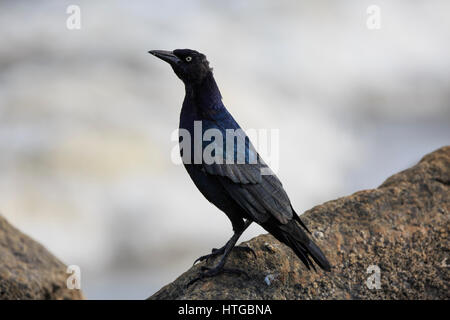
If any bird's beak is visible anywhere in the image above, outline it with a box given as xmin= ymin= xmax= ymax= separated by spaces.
xmin=148 ymin=50 xmax=180 ymax=65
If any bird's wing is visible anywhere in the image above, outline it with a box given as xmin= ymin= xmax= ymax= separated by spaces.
xmin=201 ymin=122 xmax=262 ymax=184
xmin=200 ymin=115 xmax=294 ymax=225
xmin=220 ymin=172 xmax=294 ymax=224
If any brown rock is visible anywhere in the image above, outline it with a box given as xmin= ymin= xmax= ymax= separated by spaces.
xmin=0 ymin=215 xmax=84 ymax=300
xmin=149 ymin=146 xmax=450 ymax=300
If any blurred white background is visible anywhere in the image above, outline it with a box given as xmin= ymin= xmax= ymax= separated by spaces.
xmin=0 ymin=0 xmax=449 ymax=299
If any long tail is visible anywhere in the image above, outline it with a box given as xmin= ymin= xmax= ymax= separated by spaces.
xmin=265 ymin=219 xmax=332 ymax=272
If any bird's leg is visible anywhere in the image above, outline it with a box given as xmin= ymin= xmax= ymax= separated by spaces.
xmin=188 ymin=220 xmax=254 ymax=286
xmin=193 ymin=243 xmax=256 ymax=265
xmin=193 ymin=240 xmax=231 ymax=265
xmin=193 ymin=220 xmax=256 ymax=265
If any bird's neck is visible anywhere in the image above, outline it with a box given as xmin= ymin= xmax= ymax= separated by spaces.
xmin=184 ymin=72 xmax=223 ymax=111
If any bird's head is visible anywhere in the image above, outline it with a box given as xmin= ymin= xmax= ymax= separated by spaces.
xmin=149 ymin=49 xmax=212 ymax=85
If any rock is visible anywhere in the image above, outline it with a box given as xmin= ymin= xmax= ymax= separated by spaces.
xmin=0 ymin=215 xmax=84 ymax=300
xmin=149 ymin=146 xmax=449 ymax=300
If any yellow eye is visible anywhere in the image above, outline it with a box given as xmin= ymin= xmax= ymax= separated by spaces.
xmin=185 ymin=56 xmax=192 ymax=62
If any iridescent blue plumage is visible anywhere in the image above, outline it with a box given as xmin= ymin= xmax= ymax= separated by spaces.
xmin=149 ymin=49 xmax=331 ymax=282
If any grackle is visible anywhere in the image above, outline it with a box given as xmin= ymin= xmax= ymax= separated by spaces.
xmin=149 ymin=49 xmax=331 ymax=284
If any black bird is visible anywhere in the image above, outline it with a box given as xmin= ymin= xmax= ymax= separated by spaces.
xmin=149 ymin=49 xmax=331 ymax=282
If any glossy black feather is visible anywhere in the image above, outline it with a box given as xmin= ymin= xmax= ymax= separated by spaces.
xmin=151 ymin=48 xmax=331 ymax=272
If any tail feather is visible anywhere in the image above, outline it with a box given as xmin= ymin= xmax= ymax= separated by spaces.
xmin=269 ymin=219 xmax=332 ymax=272
xmin=303 ymin=237 xmax=331 ymax=272
xmin=283 ymin=235 xmax=314 ymax=270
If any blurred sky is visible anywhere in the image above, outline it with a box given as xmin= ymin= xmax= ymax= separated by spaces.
xmin=0 ymin=0 xmax=449 ymax=299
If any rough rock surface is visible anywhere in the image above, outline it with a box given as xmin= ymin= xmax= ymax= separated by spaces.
xmin=150 ymin=146 xmax=449 ymax=300
xmin=0 ymin=215 xmax=84 ymax=300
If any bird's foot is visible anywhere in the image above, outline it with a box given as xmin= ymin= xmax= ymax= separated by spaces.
xmin=192 ymin=246 xmax=225 ymax=265
xmin=234 ymin=245 xmax=257 ymax=259
xmin=193 ymin=245 xmax=256 ymax=265
xmin=187 ymin=265 xmax=250 ymax=287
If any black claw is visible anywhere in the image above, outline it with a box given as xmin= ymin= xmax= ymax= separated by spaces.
xmin=186 ymin=266 xmax=249 ymax=288
xmin=192 ymin=254 xmax=211 ymax=266
xmin=233 ymin=246 xmax=257 ymax=259
xmin=221 ymin=267 xmax=250 ymax=279
xmin=187 ymin=275 xmax=202 ymax=287
xmin=192 ymin=247 xmax=225 ymax=266
xmin=192 ymin=245 xmax=256 ymax=266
